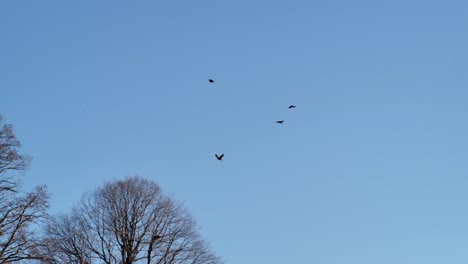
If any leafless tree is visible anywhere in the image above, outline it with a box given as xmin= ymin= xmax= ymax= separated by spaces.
xmin=0 ymin=115 xmax=50 ymax=263
xmin=39 ymin=176 xmax=223 ymax=264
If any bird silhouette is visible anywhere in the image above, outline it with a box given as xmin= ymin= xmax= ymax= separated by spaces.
xmin=215 ymin=153 xmax=224 ymax=160
xmin=276 ymin=120 xmax=284 ymax=124
xmin=208 ymin=79 xmax=215 ymax=83
xmin=288 ymin=105 xmax=296 ymax=109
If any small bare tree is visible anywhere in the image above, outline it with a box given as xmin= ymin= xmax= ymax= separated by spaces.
xmin=40 ymin=176 xmax=222 ymax=264
xmin=0 ymin=115 xmax=50 ymax=263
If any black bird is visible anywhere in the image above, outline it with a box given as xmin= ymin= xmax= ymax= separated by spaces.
xmin=153 ymin=235 xmax=162 ymax=240
xmin=215 ymin=153 xmax=224 ymax=160
xmin=288 ymin=105 xmax=296 ymax=109
xmin=208 ymin=79 xmax=215 ymax=83
xmin=276 ymin=120 xmax=284 ymax=124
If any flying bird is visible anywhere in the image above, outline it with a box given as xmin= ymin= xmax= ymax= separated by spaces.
xmin=276 ymin=120 xmax=284 ymax=124
xmin=208 ymin=79 xmax=215 ymax=83
xmin=215 ymin=153 xmax=224 ymax=161
xmin=288 ymin=105 xmax=296 ymax=109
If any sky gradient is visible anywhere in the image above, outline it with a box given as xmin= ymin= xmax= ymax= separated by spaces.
xmin=2 ymin=1 xmax=468 ymax=263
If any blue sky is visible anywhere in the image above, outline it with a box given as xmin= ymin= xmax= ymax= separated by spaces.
xmin=2 ymin=1 xmax=468 ymax=263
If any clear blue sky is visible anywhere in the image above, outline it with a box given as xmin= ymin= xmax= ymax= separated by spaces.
xmin=2 ymin=1 xmax=468 ymax=263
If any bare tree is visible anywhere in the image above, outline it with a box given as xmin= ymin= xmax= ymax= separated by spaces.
xmin=0 ymin=115 xmax=50 ymax=263
xmin=40 ymin=176 xmax=223 ymax=264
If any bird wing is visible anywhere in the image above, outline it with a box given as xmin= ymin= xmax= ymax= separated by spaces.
xmin=219 ymin=154 xmax=224 ymax=159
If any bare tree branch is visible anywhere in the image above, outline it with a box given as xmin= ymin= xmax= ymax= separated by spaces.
xmin=0 ymin=114 xmax=50 ymax=263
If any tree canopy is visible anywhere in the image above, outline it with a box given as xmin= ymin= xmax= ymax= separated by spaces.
xmin=39 ymin=176 xmax=223 ymax=264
